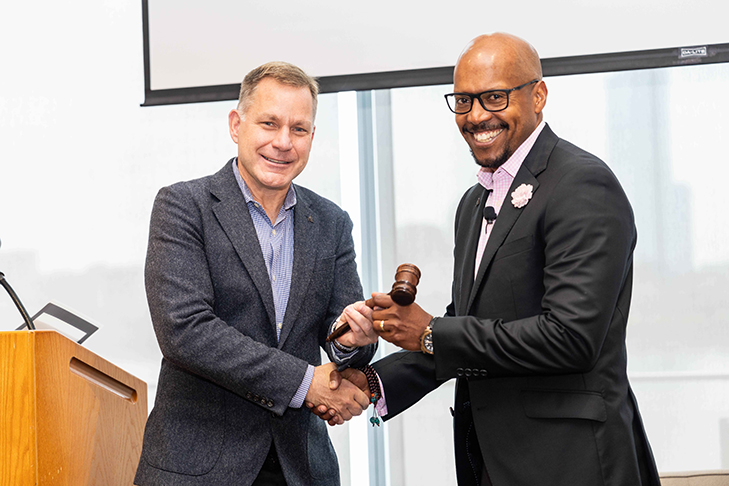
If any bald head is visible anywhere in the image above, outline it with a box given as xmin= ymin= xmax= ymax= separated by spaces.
xmin=456 ymin=33 xmax=542 ymax=85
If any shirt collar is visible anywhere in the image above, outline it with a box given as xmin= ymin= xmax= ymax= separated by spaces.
xmin=477 ymin=120 xmax=546 ymax=190
xmin=232 ymin=158 xmax=297 ymax=211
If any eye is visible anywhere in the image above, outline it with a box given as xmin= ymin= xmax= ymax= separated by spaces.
xmin=455 ymin=95 xmax=472 ymax=106
xmin=485 ymin=92 xmax=505 ymax=103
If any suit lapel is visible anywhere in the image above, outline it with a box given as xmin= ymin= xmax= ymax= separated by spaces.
xmin=277 ymin=186 xmax=318 ymax=348
xmin=457 ymin=186 xmax=489 ymax=317
xmin=466 ymin=125 xmax=558 ymax=313
xmin=210 ymin=162 xmax=277 ymax=331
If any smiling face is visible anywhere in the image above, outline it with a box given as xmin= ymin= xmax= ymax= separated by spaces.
xmin=229 ymin=77 xmax=315 ymax=201
xmin=454 ymin=34 xmax=547 ymax=171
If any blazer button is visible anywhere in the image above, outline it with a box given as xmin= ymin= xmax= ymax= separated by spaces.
xmin=456 ymin=368 xmax=464 ymax=377
xmin=267 ymin=400 xmax=274 ymax=408
xmin=246 ymin=392 xmax=252 ymax=399
xmin=481 ymin=370 xmax=488 ymax=376
xmin=464 ymin=368 xmax=472 ymax=377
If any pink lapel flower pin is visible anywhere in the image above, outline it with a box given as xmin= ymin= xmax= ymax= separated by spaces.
xmin=511 ymin=184 xmax=533 ymax=209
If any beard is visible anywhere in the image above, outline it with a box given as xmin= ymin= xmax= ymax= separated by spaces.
xmin=470 ymin=145 xmax=512 ymax=171
xmin=464 ymin=122 xmax=512 ymax=170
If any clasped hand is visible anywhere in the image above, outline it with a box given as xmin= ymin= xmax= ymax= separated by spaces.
xmin=307 ymin=367 xmax=370 ymax=426
xmin=304 ymin=363 xmax=370 ymax=422
xmin=308 ymin=293 xmax=434 ymax=425
xmin=303 ymin=301 xmax=378 ymax=422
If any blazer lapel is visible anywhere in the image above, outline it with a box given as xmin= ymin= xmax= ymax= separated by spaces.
xmin=277 ymin=186 xmax=318 ymax=348
xmin=457 ymin=186 xmax=490 ymax=317
xmin=210 ymin=162 xmax=277 ymax=331
xmin=466 ymin=125 xmax=558 ymax=312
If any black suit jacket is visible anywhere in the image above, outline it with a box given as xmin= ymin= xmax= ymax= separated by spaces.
xmin=374 ymin=126 xmax=660 ymax=486
xmin=135 ymin=161 xmax=375 ymax=486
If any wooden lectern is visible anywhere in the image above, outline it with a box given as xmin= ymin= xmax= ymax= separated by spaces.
xmin=0 ymin=330 xmax=147 ymax=485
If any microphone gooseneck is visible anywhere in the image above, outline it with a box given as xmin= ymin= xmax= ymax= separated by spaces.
xmin=0 ymin=271 xmax=36 ymax=330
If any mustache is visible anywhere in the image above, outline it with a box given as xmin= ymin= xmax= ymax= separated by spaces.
xmin=463 ymin=122 xmax=508 ymax=133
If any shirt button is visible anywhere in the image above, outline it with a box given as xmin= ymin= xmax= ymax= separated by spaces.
xmin=272 ymin=275 xmax=276 ymax=282
xmin=272 ymin=229 xmax=277 ymax=235
xmin=278 ymin=323 xmax=282 ymax=329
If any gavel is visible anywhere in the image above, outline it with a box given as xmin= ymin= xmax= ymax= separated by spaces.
xmin=326 ymin=263 xmax=421 ymax=343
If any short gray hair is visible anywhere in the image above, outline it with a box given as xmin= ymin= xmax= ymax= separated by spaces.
xmin=237 ymin=61 xmax=319 ymax=120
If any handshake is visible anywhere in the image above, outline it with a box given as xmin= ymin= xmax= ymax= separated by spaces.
xmin=304 ymin=288 xmax=434 ymax=426
xmin=304 ymin=361 xmax=372 ymax=426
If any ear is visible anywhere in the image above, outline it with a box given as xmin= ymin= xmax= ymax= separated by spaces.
xmin=533 ymin=80 xmax=548 ymax=115
xmin=228 ymin=109 xmax=241 ymax=144
xmin=310 ymin=125 xmax=316 ymax=144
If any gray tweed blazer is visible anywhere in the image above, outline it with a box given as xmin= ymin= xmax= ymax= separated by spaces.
xmin=134 ymin=161 xmax=375 ymax=486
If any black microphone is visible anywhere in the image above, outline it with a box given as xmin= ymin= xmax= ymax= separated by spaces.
xmin=0 ymin=238 xmax=36 ymax=330
xmin=483 ymin=205 xmax=497 ymax=225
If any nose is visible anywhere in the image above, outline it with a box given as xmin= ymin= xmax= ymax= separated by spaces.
xmin=466 ymin=99 xmax=493 ymax=126
xmin=272 ymin=128 xmax=293 ymax=151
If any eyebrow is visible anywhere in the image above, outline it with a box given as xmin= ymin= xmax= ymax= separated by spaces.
xmin=258 ymin=112 xmax=312 ymax=128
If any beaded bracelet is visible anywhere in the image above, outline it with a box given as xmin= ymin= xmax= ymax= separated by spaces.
xmin=357 ymin=365 xmax=382 ymax=426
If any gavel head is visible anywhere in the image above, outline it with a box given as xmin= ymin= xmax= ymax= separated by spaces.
xmin=389 ymin=263 xmax=421 ymax=306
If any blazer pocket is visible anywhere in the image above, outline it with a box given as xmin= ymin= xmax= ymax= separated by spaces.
xmin=493 ymin=234 xmax=535 ymax=262
xmin=142 ymin=384 xmax=225 ymax=475
xmin=520 ymin=389 xmax=607 ymax=422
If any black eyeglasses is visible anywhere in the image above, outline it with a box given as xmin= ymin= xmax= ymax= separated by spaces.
xmin=444 ymin=79 xmax=539 ymax=114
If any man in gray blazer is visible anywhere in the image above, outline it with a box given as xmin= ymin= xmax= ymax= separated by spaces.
xmin=323 ymin=34 xmax=660 ymax=485
xmin=134 ymin=62 xmax=377 ymax=486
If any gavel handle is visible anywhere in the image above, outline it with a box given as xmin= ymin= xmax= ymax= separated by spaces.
xmin=326 ymin=320 xmax=350 ymax=343
xmin=325 ymin=298 xmax=377 ymax=343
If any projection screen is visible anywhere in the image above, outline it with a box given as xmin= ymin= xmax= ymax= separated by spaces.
xmin=142 ymin=0 xmax=729 ymax=106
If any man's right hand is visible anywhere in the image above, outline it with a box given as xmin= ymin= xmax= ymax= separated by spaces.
xmin=305 ymin=363 xmax=370 ymax=422
xmin=307 ymin=368 xmax=369 ymax=426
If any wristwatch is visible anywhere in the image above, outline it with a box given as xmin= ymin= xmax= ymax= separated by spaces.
xmin=420 ymin=317 xmax=438 ymax=355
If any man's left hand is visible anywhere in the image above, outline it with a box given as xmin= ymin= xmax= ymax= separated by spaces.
xmin=333 ymin=301 xmax=378 ymax=348
xmin=370 ymin=293 xmax=432 ymax=351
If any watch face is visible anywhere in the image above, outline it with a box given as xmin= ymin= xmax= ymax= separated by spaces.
xmin=424 ymin=333 xmax=433 ymax=353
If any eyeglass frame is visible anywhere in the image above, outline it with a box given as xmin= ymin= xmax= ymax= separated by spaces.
xmin=444 ymin=79 xmax=539 ymax=114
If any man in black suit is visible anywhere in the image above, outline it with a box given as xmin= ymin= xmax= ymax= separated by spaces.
xmin=325 ymin=33 xmax=661 ymax=485
xmin=134 ymin=62 xmax=377 ymax=486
